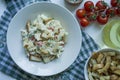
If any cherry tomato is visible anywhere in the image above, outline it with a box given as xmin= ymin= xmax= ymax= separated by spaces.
xmin=116 ymin=7 xmax=120 ymax=16
xmin=80 ymin=18 xmax=90 ymax=27
xmin=87 ymin=12 xmax=97 ymax=21
xmin=106 ymin=7 xmax=116 ymax=17
xmin=111 ymin=0 xmax=120 ymax=7
xmin=84 ymin=1 xmax=94 ymax=12
xmin=95 ymin=1 xmax=108 ymax=11
xmin=111 ymin=0 xmax=117 ymax=7
xmin=97 ymin=14 xmax=108 ymax=25
xmin=76 ymin=9 xmax=86 ymax=19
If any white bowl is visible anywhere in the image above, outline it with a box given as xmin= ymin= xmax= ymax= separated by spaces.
xmin=84 ymin=48 xmax=120 ymax=80
xmin=7 ymin=2 xmax=82 ymax=76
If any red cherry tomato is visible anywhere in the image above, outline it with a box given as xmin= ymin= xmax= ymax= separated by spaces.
xmin=84 ymin=1 xmax=94 ymax=12
xmin=76 ymin=9 xmax=86 ymax=19
xmin=106 ymin=7 xmax=116 ymax=17
xmin=95 ymin=1 xmax=108 ymax=11
xmin=80 ymin=18 xmax=90 ymax=27
xmin=111 ymin=0 xmax=117 ymax=7
xmin=111 ymin=0 xmax=120 ymax=7
xmin=116 ymin=7 xmax=120 ymax=16
xmin=87 ymin=12 xmax=97 ymax=21
xmin=97 ymin=14 xmax=108 ymax=25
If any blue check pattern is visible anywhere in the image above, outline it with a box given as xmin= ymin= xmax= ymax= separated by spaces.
xmin=0 ymin=0 xmax=99 ymax=80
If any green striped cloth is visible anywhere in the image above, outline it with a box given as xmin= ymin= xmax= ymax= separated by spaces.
xmin=0 ymin=0 xmax=99 ymax=80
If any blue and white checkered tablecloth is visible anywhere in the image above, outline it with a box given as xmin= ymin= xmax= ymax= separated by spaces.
xmin=0 ymin=0 xmax=99 ymax=80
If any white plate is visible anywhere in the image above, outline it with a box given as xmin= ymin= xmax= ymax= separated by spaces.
xmin=7 ymin=2 xmax=82 ymax=76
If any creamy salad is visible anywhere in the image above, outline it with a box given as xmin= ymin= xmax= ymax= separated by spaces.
xmin=21 ymin=14 xmax=68 ymax=63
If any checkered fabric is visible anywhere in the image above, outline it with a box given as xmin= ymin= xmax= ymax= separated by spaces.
xmin=0 ymin=0 xmax=99 ymax=80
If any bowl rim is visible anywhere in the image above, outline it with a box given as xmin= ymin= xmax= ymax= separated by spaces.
xmin=7 ymin=2 xmax=82 ymax=76
xmin=84 ymin=48 xmax=120 ymax=80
